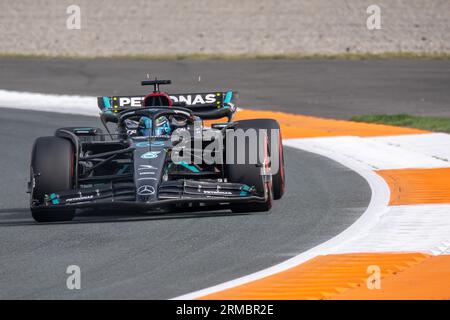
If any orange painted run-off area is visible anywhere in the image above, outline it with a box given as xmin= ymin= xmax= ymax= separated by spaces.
xmin=231 ymin=110 xmax=426 ymax=138
xmin=334 ymin=255 xmax=450 ymax=299
xmin=200 ymin=253 xmax=431 ymax=300
xmin=378 ymin=168 xmax=450 ymax=205
xmin=202 ymin=110 xmax=449 ymax=300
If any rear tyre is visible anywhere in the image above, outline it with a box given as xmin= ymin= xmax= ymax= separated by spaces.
xmin=225 ymin=119 xmax=273 ymax=213
xmin=30 ymin=137 xmax=75 ymax=222
xmin=248 ymin=119 xmax=285 ymax=200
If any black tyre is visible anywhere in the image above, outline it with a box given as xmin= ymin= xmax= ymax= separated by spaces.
xmin=225 ymin=119 xmax=273 ymax=213
xmin=244 ymin=119 xmax=285 ymax=200
xmin=229 ymin=118 xmax=285 ymax=199
xmin=30 ymin=137 xmax=75 ymax=222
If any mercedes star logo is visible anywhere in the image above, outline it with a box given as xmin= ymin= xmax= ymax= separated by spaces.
xmin=137 ymin=185 xmax=155 ymax=196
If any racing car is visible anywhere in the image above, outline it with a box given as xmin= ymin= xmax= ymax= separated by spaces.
xmin=28 ymin=79 xmax=285 ymax=222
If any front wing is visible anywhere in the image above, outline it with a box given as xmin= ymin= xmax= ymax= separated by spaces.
xmin=31 ymin=180 xmax=266 ymax=211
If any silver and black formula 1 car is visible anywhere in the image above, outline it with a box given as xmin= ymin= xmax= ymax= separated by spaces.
xmin=28 ymin=79 xmax=285 ymax=222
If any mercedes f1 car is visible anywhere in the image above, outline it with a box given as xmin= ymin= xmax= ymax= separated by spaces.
xmin=28 ymin=79 xmax=285 ymax=222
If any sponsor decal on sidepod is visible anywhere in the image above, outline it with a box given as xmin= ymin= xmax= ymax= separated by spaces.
xmin=141 ymin=151 xmax=161 ymax=159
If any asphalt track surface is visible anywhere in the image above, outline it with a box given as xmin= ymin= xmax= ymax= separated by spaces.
xmin=0 ymin=107 xmax=369 ymax=299
xmin=1 ymin=58 xmax=449 ymax=118
xmin=1 ymin=57 xmax=446 ymax=299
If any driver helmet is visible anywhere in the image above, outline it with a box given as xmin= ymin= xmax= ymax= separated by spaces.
xmin=138 ymin=116 xmax=171 ymax=136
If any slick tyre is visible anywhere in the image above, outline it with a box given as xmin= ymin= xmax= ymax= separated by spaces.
xmin=226 ymin=120 xmax=274 ymax=213
xmin=30 ymin=137 xmax=75 ymax=222
xmin=238 ymin=119 xmax=285 ymax=200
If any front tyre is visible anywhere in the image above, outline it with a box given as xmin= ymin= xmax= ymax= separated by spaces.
xmin=226 ymin=120 xmax=273 ymax=213
xmin=30 ymin=137 xmax=75 ymax=222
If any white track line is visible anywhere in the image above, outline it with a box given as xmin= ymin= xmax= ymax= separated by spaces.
xmin=289 ymin=136 xmax=449 ymax=170
xmin=328 ymin=204 xmax=450 ymax=255
xmin=175 ymin=135 xmax=450 ymax=299
xmin=0 ymin=89 xmax=98 ymax=116
xmin=287 ymin=138 xmax=450 ymax=256
xmin=172 ymin=140 xmax=391 ymax=300
xmin=3 ymin=89 xmax=447 ymax=300
xmin=371 ymin=133 xmax=450 ymax=163
xmin=0 ymin=89 xmax=391 ymax=300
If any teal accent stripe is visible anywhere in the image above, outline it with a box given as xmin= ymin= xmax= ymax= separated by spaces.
xmin=102 ymin=96 xmax=111 ymax=109
xmin=117 ymin=164 xmax=129 ymax=175
xmin=179 ymin=161 xmax=200 ymax=173
xmin=224 ymin=91 xmax=233 ymax=104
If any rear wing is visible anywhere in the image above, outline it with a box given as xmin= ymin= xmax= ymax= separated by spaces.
xmin=97 ymin=91 xmax=238 ymax=120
